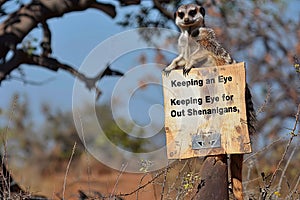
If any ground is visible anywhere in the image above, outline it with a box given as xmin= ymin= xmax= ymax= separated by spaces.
xmin=11 ymin=154 xmax=161 ymax=200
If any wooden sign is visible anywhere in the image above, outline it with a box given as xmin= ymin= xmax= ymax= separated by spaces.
xmin=162 ymin=62 xmax=251 ymax=159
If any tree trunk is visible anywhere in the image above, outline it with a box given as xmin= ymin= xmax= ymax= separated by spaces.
xmin=192 ymin=155 xmax=229 ymax=200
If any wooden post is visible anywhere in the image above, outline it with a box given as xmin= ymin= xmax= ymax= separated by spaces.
xmin=192 ymin=155 xmax=228 ymax=200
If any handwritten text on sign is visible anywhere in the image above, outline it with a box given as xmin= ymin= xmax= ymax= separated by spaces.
xmin=162 ymin=62 xmax=251 ymax=159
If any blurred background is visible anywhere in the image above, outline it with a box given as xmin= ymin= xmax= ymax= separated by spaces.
xmin=0 ymin=0 xmax=299 ymax=199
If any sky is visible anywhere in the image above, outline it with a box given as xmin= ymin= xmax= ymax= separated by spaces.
xmin=0 ymin=3 xmax=158 ymax=126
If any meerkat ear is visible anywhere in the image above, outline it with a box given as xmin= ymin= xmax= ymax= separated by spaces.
xmin=174 ymin=11 xmax=176 ymax=19
xmin=200 ymin=7 xmax=205 ymax=17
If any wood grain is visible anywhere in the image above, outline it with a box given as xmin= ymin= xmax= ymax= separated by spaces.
xmin=162 ymin=62 xmax=251 ymax=159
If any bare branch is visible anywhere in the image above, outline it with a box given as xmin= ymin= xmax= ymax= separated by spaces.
xmin=116 ymin=167 xmax=169 ymax=198
xmin=152 ymin=0 xmax=174 ymax=20
xmin=0 ymin=0 xmax=116 ymax=59
xmin=90 ymin=1 xmax=116 ymax=18
xmin=30 ymin=54 xmax=104 ymax=99
xmin=0 ymin=50 xmax=106 ymax=99
xmin=0 ymin=0 xmax=8 ymax=8
xmin=0 ymin=50 xmax=27 ymax=81
xmin=256 ymin=85 xmax=272 ymax=115
xmin=62 ymin=142 xmax=76 ymax=200
xmin=287 ymin=172 xmax=300 ymax=199
xmin=40 ymin=21 xmax=52 ymax=57
xmin=160 ymin=163 xmax=169 ymax=200
xmin=118 ymin=0 xmax=141 ymax=6
xmin=267 ymin=104 xmax=300 ymax=188
xmin=96 ymin=63 xmax=124 ymax=80
xmin=276 ymin=146 xmax=297 ymax=197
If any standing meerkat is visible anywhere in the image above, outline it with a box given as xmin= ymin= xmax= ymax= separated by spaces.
xmin=163 ymin=3 xmax=235 ymax=76
xmin=163 ymin=3 xmax=256 ymax=200
xmin=163 ymin=3 xmax=206 ymax=76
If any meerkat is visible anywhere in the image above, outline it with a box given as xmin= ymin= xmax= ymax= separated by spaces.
xmin=163 ymin=3 xmax=235 ymax=76
xmin=163 ymin=4 xmax=256 ymax=200
xmin=163 ymin=3 xmax=206 ymax=76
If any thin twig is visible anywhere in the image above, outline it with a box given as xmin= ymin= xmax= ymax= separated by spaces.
xmin=275 ymin=146 xmax=296 ymax=200
xmin=110 ymin=163 xmax=128 ymax=198
xmin=256 ymin=85 xmax=272 ymax=115
xmin=244 ymin=158 xmax=255 ymax=196
xmin=1 ymin=50 xmax=103 ymax=99
xmin=135 ymin=172 xmax=151 ymax=200
xmin=244 ymin=136 xmax=284 ymax=162
xmin=175 ymin=160 xmax=189 ymax=198
xmin=62 ymin=142 xmax=77 ymax=200
xmin=75 ymin=110 xmax=92 ymax=194
xmin=160 ymin=162 xmax=170 ymax=200
xmin=1 ymin=95 xmax=18 ymax=198
xmin=152 ymin=0 xmax=174 ymax=20
xmin=117 ymin=167 xmax=168 ymax=198
xmin=267 ymin=104 xmax=299 ymax=188
xmin=287 ymin=172 xmax=300 ymax=199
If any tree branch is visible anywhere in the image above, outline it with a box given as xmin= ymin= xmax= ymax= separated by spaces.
xmin=118 ymin=0 xmax=141 ymax=6
xmin=90 ymin=1 xmax=116 ymax=18
xmin=40 ymin=21 xmax=52 ymax=57
xmin=0 ymin=0 xmax=116 ymax=59
xmin=152 ymin=0 xmax=174 ymax=20
xmin=0 ymin=50 xmax=107 ymax=99
xmin=0 ymin=0 xmax=7 ymax=8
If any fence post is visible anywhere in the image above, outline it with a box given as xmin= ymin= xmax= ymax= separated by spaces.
xmin=192 ymin=155 xmax=229 ymax=200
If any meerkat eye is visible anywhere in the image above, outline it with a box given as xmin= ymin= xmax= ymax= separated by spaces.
xmin=177 ymin=11 xmax=184 ymax=19
xmin=189 ymin=9 xmax=197 ymax=17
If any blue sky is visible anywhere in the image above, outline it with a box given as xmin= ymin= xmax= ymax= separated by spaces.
xmin=0 ymin=2 xmax=174 ymax=131
xmin=0 ymin=6 xmax=132 ymax=124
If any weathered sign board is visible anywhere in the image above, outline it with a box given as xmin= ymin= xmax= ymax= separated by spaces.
xmin=162 ymin=62 xmax=251 ymax=159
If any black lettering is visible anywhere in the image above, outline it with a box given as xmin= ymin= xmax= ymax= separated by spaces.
xmin=170 ymin=98 xmax=177 ymax=105
xmin=171 ymin=80 xmax=176 ymax=87
xmin=171 ymin=110 xmax=176 ymax=117
xmin=219 ymin=108 xmax=224 ymax=115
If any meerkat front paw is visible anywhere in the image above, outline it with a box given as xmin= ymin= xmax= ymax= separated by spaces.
xmin=162 ymin=68 xmax=172 ymax=76
xmin=183 ymin=67 xmax=191 ymax=76
xmin=163 ymin=64 xmax=175 ymax=76
xmin=183 ymin=65 xmax=193 ymax=76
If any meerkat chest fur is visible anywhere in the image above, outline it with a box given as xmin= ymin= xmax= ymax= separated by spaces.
xmin=175 ymin=4 xmax=205 ymax=61
xmin=178 ymin=30 xmax=199 ymax=61
xmin=163 ymin=4 xmax=235 ymax=76
xmin=176 ymin=4 xmax=234 ymax=69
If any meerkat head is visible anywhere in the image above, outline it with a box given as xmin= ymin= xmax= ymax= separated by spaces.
xmin=175 ymin=4 xmax=205 ymax=32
